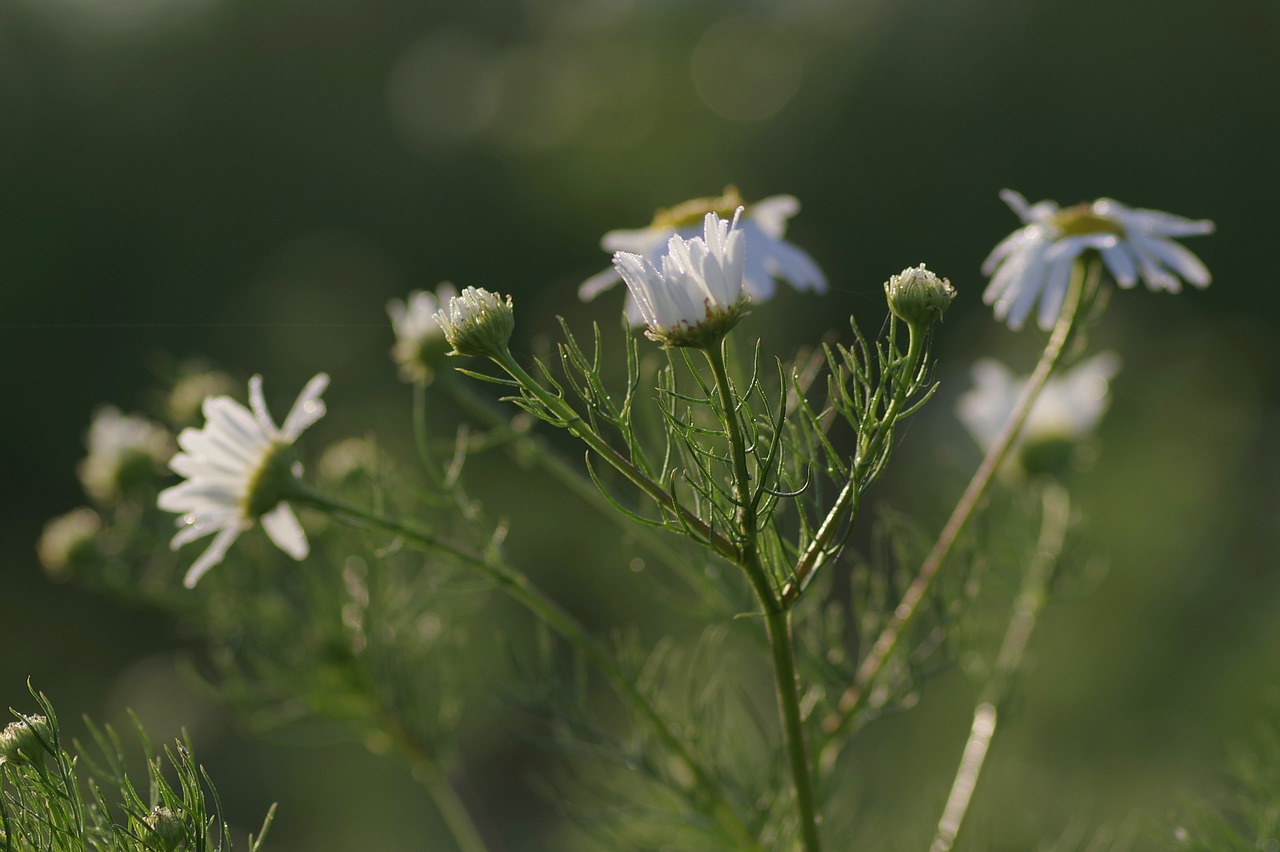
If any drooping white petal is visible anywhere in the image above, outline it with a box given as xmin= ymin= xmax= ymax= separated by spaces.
xmin=260 ymin=503 xmax=309 ymax=560
xmin=182 ymin=522 xmax=246 ymax=588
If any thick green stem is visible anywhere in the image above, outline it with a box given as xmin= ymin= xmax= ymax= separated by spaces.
xmin=291 ymin=483 xmax=759 ymax=848
xmin=929 ymin=482 xmax=1070 ymax=852
xmin=821 ymin=260 xmax=1089 ymax=748
xmin=704 ymin=342 xmax=823 ymax=852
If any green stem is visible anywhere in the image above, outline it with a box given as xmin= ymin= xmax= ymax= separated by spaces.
xmin=821 ymin=259 xmax=1089 ymax=748
xmin=291 ymin=483 xmax=759 ymax=848
xmin=704 ymin=342 xmax=823 ymax=852
xmin=490 ymin=348 xmax=738 ymax=562
xmin=929 ymin=482 xmax=1070 ymax=852
xmin=439 ymin=372 xmax=690 ymax=573
xmin=785 ymin=318 xmax=926 ymax=606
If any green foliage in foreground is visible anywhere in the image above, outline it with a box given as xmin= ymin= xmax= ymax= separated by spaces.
xmin=0 ymin=684 xmax=273 ymax=852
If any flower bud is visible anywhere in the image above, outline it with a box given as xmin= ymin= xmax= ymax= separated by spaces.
xmin=884 ymin=264 xmax=956 ymax=328
xmin=0 ymin=715 xmax=51 ymax=766
xmin=433 ymin=287 xmax=515 ymax=358
xmin=143 ymin=806 xmax=189 ymax=851
xmin=37 ymin=508 xmax=103 ymax=581
xmin=77 ymin=408 xmax=173 ymax=504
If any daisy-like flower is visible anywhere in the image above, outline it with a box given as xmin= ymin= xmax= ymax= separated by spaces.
xmin=613 ymin=208 xmax=748 ymax=348
xmin=158 ymin=373 xmax=328 ymax=588
xmin=77 ymin=407 xmax=174 ymax=503
xmin=983 ymin=189 xmax=1214 ymax=331
xmin=580 ymin=186 xmax=826 ymax=324
xmin=957 ymin=352 xmax=1121 ymax=476
xmin=387 ymin=284 xmax=456 ymax=381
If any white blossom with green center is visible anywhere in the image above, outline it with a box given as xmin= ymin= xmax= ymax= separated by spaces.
xmin=982 ymin=189 xmax=1214 ymax=331
xmin=612 ymin=209 xmax=749 ymax=348
xmin=158 ymin=373 xmax=328 ymax=587
xmin=580 ymin=188 xmax=826 ymax=324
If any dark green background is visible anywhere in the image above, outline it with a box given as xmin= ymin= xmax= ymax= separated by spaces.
xmin=3 ymin=0 xmax=1278 ymax=848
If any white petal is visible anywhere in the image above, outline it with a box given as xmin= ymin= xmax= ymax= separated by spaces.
xmin=1036 ymin=257 xmax=1074 ymax=331
xmin=281 ymin=373 xmax=330 ymax=440
xmin=578 ymin=266 xmax=622 ymax=301
xmin=248 ymin=375 xmax=279 ymax=438
xmin=746 ymin=195 xmax=800 ymax=239
xmin=1100 ymin=243 xmax=1138 ymax=288
xmin=183 ymin=522 xmax=245 ymax=588
xmin=261 ymin=502 xmax=309 ymax=560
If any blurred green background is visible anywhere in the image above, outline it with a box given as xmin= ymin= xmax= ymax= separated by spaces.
xmin=3 ymin=0 xmax=1279 ymax=848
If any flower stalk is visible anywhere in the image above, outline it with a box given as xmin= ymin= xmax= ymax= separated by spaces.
xmin=822 ymin=258 xmax=1092 ymax=746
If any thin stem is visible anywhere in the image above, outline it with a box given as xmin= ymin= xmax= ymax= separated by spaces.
xmin=439 ymin=371 xmax=689 ymax=573
xmin=703 ymin=342 xmax=822 ymax=852
xmin=413 ymin=379 xmax=446 ymax=484
xmin=490 ymin=348 xmax=738 ymax=561
xmin=822 ymin=259 xmax=1089 ymax=747
xmin=291 ymin=483 xmax=760 ymax=848
xmin=424 ymin=774 xmax=491 ymax=852
xmin=929 ymin=482 xmax=1070 ymax=852
xmin=785 ymin=319 xmax=926 ymax=605
xmin=382 ymin=713 xmax=493 ymax=852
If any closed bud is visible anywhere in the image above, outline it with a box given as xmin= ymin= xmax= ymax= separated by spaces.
xmin=0 ymin=715 xmax=51 ymax=766
xmin=143 ymin=806 xmax=189 ymax=851
xmin=884 ymin=264 xmax=956 ymax=328
xmin=433 ymin=287 xmax=515 ymax=358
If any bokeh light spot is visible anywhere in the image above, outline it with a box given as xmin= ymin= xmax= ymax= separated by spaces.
xmin=387 ymin=30 xmax=503 ymax=151
xmin=691 ymin=16 xmax=802 ymax=123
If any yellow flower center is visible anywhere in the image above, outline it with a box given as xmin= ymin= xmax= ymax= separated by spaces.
xmin=650 ymin=186 xmax=746 ymax=230
xmin=1051 ymin=203 xmax=1125 ymax=238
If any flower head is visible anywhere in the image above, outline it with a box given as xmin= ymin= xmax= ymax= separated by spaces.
xmin=0 ymin=716 xmax=50 ymax=766
xmin=982 ymin=189 xmax=1214 ymax=331
xmin=388 ymin=284 xmax=456 ymax=382
xmin=884 ymin=264 xmax=957 ymax=328
xmin=77 ymin=407 xmax=173 ymax=503
xmin=158 ymin=373 xmax=328 ymax=588
xmin=580 ymin=187 xmax=826 ymax=324
xmin=37 ymin=507 xmax=103 ymax=580
xmin=433 ymin=286 xmax=515 ymax=358
xmin=957 ymin=352 xmax=1120 ymax=477
xmin=612 ymin=208 xmax=748 ymax=348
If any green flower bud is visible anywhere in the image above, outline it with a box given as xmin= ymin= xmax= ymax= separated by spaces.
xmin=884 ymin=264 xmax=956 ymax=328
xmin=0 ymin=715 xmax=51 ymax=766
xmin=433 ymin=287 xmax=515 ymax=358
xmin=143 ymin=806 xmax=189 ymax=852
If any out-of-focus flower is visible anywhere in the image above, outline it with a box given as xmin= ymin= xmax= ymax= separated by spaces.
xmin=36 ymin=507 xmax=103 ymax=580
xmin=580 ymin=187 xmax=826 ymax=324
xmin=957 ymin=352 xmax=1121 ymax=477
xmin=166 ymin=366 xmax=237 ymax=426
xmin=77 ymin=407 xmax=173 ymax=503
xmin=433 ymin=286 xmax=514 ymax=358
xmin=982 ymin=190 xmax=1214 ymax=331
xmin=884 ymin=264 xmax=956 ymax=328
xmin=612 ymin=209 xmax=747 ymax=348
xmin=158 ymin=374 xmax=328 ymax=588
xmin=318 ymin=437 xmax=379 ymax=486
xmin=388 ymin=284 xmax=456 ymax=382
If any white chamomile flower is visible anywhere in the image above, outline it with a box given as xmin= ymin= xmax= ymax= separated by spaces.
xmin=387 ymin=284 xmax=456 ymax=381
xmin=580 ymin=187 xmax=826 ymax=324
xmin=957 ymin=352 xmax=1121 ymax=476
xmin=77 ymin=407 xmax=174 ymax=503
xmin=982 ymin=189 xmax=1214 ymax=331
xmin=158 ymin=373 xmax=328 ymax=588
xmin=613 ymin=208 xmax=748 ymax=348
